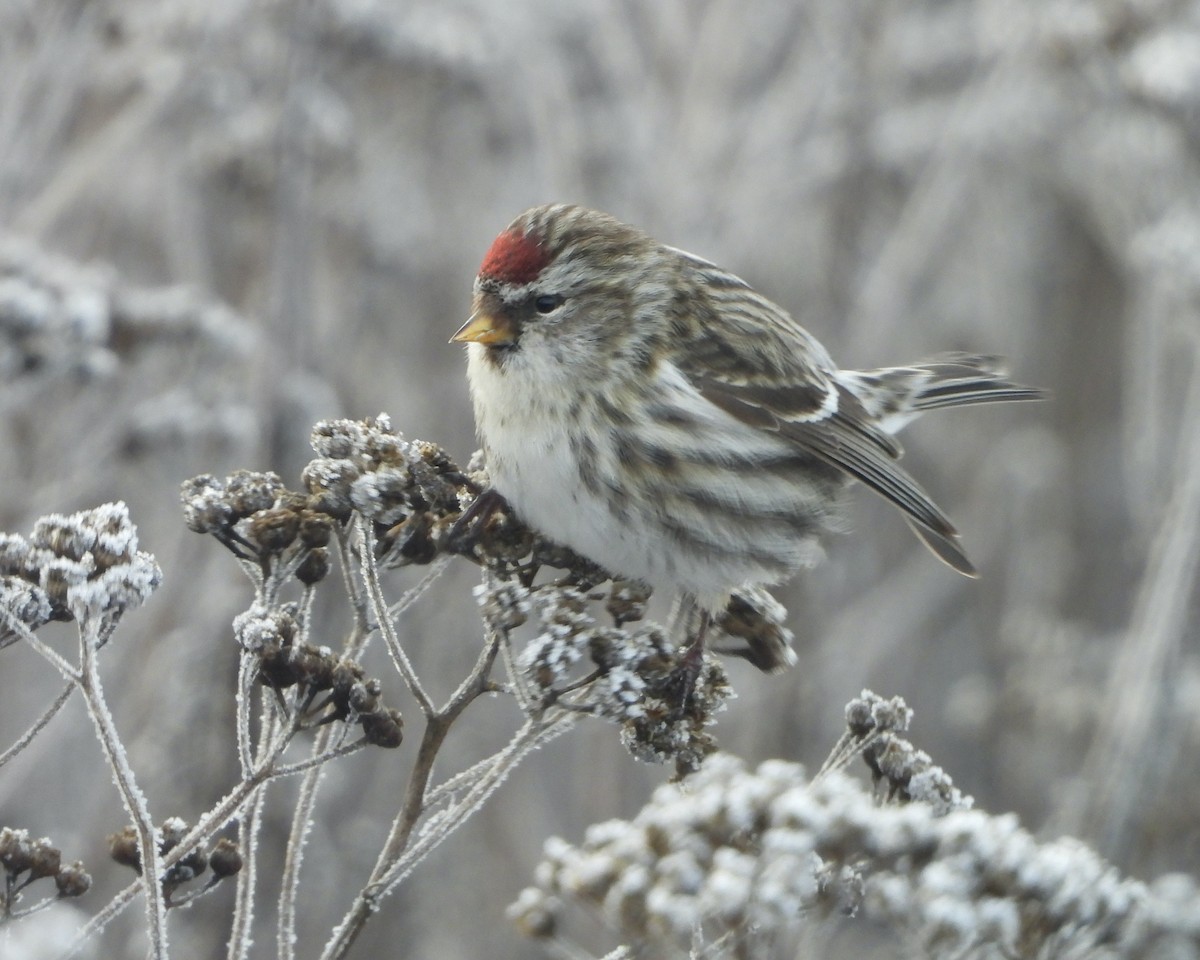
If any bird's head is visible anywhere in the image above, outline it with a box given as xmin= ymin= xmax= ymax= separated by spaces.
xmin=452 ymin=204 xmax=669 ymax=376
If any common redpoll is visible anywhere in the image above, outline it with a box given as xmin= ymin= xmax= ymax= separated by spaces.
xmin=453 ymin=204 xmax=1041 ymax=628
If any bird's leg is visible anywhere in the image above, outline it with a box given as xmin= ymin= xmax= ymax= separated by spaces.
xmin=664 ymin=592 xmax=710 ymax=716
xmin=445 ymin=487 xmax=506 ymax=555
xmin=679 ymin=608 xmax=711 ymax=693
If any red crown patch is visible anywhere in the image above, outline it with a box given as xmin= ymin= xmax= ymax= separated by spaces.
xmin=478 ymin=229 xmax=549 ymax=285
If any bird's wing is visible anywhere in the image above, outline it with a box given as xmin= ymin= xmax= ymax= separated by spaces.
xmin=669 ymin=259 xmax=975 ymax=576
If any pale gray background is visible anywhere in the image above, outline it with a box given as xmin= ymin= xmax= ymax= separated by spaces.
xmin=2 ymin=0 xmax=1198 ymax=956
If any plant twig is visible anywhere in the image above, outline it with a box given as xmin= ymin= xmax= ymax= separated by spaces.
xmin=0 ymin=681 xmax=72 ymax=770
xmin=75 ymin=617 xmax=168 ymax=960
xmin=318 ymin=619 xmax=507 ymax=960
xmin=355 ymin=516 xmax=435 ymax=717
xmin=228 ymin=784 xmax=269 ymax=960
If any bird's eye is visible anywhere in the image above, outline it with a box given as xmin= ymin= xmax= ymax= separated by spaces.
xmin=534 ymin=294 xmax=564 ymax=314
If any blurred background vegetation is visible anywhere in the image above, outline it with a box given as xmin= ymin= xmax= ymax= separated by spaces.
xmin=2 ymin=0 xmax=1198 ymax=956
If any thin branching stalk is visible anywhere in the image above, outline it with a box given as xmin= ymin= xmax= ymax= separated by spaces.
xmin=0 ymin=681 xmax=71 ymax=770
xmin=269 ymin=740 xmax=367 ymax=779
xmin=75 ymin=616 xmax=168 ymax=960
xmin=295 ymin=583 xmax=317 ymax=649
xmin=442 ymin=617 xmax=504 ymax=714
xmin=815 ymin=728 xmax=883 ymax=781
xmin=355 ymin=516 xmax=435 ymax=716
xmin=334 ymin=526 xmax=369 ymax=646
xmin=481 ymin=575 xmax=535 ymax=712
xmin=318 ymin=623 xmax=505 ymax=960
xmin=412 ymin=630 xmax=521 ymax=805
xmin=5 ymin=614 xmax=79 ymax=682
xmin=227 ymin=783 xmax=269 ymax=960
xmin=386 ymin=555 xmax=453 ymax=621
xmin=276 ymin=724 xmax=334 ymax=960
xmin=422 ymin=715 xmax=567 ymax=811
xmin=64 ymin=690 xmax=305 ymax=958
xmin=235 ymin=652 xmax=258 ymax=777
xmin=376 ymin=713 xmax=577 ymax=897
xmin=232 ymin=668 xmax=294 ymax=960
xmin=321 ymin=718 xmax=450 ymax=958
xmin=278 ymin=586 xmax=374 ymax=957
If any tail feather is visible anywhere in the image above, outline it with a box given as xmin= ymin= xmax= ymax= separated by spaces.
xmin=911 ymin=354 xmax=1046 ymax=410
xmin=833 ymin=352 xmax=1045 ymax=574
xmin=904 ymin=517 xmax=977 ymax=578
xmin=840 ymin=353 xmax=1047 ymax=434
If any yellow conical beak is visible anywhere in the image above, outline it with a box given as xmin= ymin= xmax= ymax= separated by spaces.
xmin=450 ymin=310 xmax=516 ymax=346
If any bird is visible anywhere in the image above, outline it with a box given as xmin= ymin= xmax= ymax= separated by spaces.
xmin=452 ymin=203 xmax=1043 ymax=668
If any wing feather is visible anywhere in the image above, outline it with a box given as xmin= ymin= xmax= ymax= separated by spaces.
xmin=697 ymin=378 xmax=975 ymax=575
xmin=669 ymin=256 xmax=975 ymax=575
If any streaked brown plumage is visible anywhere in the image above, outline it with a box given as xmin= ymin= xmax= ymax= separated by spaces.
xmin=454 ymin=204 xmax=1043 ymax=620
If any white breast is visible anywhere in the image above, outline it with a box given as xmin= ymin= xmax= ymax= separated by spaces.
xmin=465 ymin=342 xmax=637 ymax=566
xmin=464 ymin=343 xmax=818 ymax=605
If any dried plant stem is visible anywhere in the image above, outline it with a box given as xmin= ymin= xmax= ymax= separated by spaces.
xmin=236 ymin=652 xmax=258 ymax=776
xmin=355 ymin=516 xmax=435 ymax=716
xmin=482 ymin=575 xmax=535 ymax=712
xmin=318 ymin=719 xmax=453 ymax=960
xmin=295 ymin=583 xmax=318 ymax=649
xmin=277 ymin=725 xmax=334 ymax=960
xmin=0 ymin=681 xmax=71 ymax=770
xmin=377 ymin=712 xmax=576 ymax=895
xmin=75 ymin=617 xmax=169 ymax=960
xmin=270 ymin=739 xmax=366 ymax=779
xmin=9 ymin=617 xmax=78 ymax=682
xmin=275 ymin=576 xmax=378 ymax=959
xmin=238 ymin=696 xmax=297 ymax=960
xmin=386 ymin=554 xmax=453 ymax=622
xmin=335 ymin=527 xmax=369 ymax=644
xmin=228 ymin=783 xmax=269 ymax=960
xmin=815 ymin=727 xmax=883 ymax=781
xmin=319 ymin=715 xmax=569 ymax=960
xmin=422 ymin=733 xmax=529 ymax=810
xmin=62 ymin=696 xmax=303 ymax=958
xmin=277 ymin=571 xmax=391 ymax=959
xmin=318 ymin=625 xmax=506 ymax=960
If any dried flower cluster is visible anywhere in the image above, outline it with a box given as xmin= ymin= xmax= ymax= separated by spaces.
xmin=512 ymin=732 xmax=1200 ymax=959
xmin=233 ymin=605 xmax=404 ymax=748
xmin=181 ymin=416 xmax=495 ymax=578
xmin=0 ymin=827 xmax=90 ymax=918
xmin=477 ymin=576 xmax=732 ymax=777
xmin=108 ymin=818 xmax=242 ymax=907
xmin=0 ymin=502 xmax=162 ymax=642
xmin=0 ymin=233 xmax=251 ymax=385
xmin=302 ymin=414 xmax=476 ymax=567
xmin=181 ymin=469 xmax=334 ymax=584
xmin=181 ymin=460 xmax=409 ymax=750
xmin=825 ymin=691 xmax=973 ymax=815
xmin=180 ymin=415 xmax=775 ymax=774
